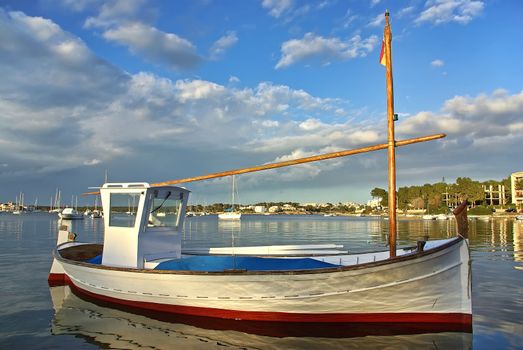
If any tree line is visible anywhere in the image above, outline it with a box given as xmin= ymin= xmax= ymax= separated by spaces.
xmin=371 ymin=176 xmax=519 ymax=212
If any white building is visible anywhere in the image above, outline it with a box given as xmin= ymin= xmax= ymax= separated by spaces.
xmin=511 ymin=171 xmax=523 ymax=207
xmin=367 ymin=199 xmax=381 ymax=208
xmin=254 ymin=205 xmax=266 ymax=213
xmin=282 ymin=204 xmax=296 ymax=211
xmin=268 ymin=206 xmax=281 ymax=213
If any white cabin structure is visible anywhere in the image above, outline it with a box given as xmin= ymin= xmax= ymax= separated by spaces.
xmin=99 ymin=183 xmax=189 ymax=269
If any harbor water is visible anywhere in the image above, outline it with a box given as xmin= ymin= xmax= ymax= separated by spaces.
xmin=0 ymin=213 xmax=522 ymax=349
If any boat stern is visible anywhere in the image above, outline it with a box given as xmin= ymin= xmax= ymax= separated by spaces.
xmin=48 ymin=222 xmax=77 ymax=286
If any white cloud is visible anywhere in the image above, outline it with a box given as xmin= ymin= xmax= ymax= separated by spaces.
xmin=370 ymin=0 xmax=381 ymax=7
xmin=81 ymin=0 xmax=197 ymax=70
xmin=260 ymin=120 xmax=280 ymax=127
xmin=299 ymin=118 xmax=324 ymax=131
xmin=397 ymin=90 xmax=523 ymax=144
xmin=103 ymin=22 xmax=201 ymax=70
xmin=397 ymin=6 xmax=415 ymax=18
xmin=59 ymin=0 xmax=101 ymax=12
xmin=368 ymin=13 xmax=385 ymax=27
xmin=84 ymin=159 xmax=101 ymax=166
xmin=415 ymin=0 xmax=484 ymax=25
xmin=261 ymin=0 xmax=294 ymax=18
xmin=431 ymin=59 xmax=444 ymax=67
xmin=275 ymin=33 xmax=379 ymax=69
xmin=229 ymin=76 xmax=240 ymax=84
xmin=0 ymin=9 xmax=351 ymax=182
xmin=209 ymin=31 xmax=238 ymax=60
xmin=84 ymin=0 xmax=148 ymax=28
xmin=175 ymin=79 xmax=226 ymax=103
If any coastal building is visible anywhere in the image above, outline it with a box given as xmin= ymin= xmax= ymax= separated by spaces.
xmin=0 ymin=202 xmax=15 ymax=212
xmin=268 ymin=206 xmax=281 ymax=213
xmin=254 ymin=205 xmax=266 ymax=213
xmin=282 ymin=204 xmax=296 ymax=211
xmin=367 ymin=199 xmax=381 ymax=208
xmin=483 ymin=184 xmax=508 ymax=206
xmin=511 ymin=171 xmax=523 ymax=207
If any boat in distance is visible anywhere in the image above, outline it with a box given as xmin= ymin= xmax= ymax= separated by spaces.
xmin=48 ymin=12 xmax=471 ymax=332
xmin=58 ymin=207 xmax=84 ymax=220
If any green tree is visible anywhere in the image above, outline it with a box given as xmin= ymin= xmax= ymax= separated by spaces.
xmin=455 ymin=177 xmax=484 ymax=207
xmin=370 ymin=187 xmax=388 ymax=207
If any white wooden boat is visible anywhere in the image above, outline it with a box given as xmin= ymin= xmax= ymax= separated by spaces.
xmin=59 ymin=207 xmax=84 ymax=220
xmin=49 ymin=182 xmax=472 ymax=328
xmin=516 ymin=215 xmax=523 ymax=221
xmin=422 ymin=215 xmax=436 ymax=220
xmin=48 ymin=12 xmax=471 ymax=331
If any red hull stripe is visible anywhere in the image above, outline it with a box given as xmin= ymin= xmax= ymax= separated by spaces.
xmin=48 ymin=273 xmax=66 ymax=286
xmin=58 ymin=276 xmax=471 ymax=325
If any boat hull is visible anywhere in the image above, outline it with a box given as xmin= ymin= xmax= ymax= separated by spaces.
xmin=218 ymin=212 xmax=242 ymax=220
xmin=51 ymin=238 xmax=471 ymax=327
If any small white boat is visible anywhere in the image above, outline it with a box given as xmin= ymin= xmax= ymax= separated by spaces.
xmin=219 ymin=175 xmax=241 ymax=220
xmin=324 ymin=213 xmax=337 ymax=217
xmin=436 ymin=214 xmax=449 ymax=220
xmin=49 ymin=182 xmax=472 ymax=328
xmin=218 ymin=212 xmax=242 ymax=220
xmin=422 ymin=215 xmax=436 ymax=220
xmin=48 ymin=12 xmax=471 ymax=332
xmin=516 ymin=215 xmax=523 ymax=221
xmin=90 ymin=210 xmax=102 ymax=218
xmin=59 ymin=207 xmax=84 ymax=220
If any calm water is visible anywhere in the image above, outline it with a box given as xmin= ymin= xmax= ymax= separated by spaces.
xmin=0 ymin=213 xmax=522 ymax=349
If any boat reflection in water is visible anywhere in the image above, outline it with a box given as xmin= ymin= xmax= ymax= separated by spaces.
xmin=50 ymin=285 xmax=472 ymax=349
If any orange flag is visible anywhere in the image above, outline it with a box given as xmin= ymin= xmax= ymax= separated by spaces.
xmin=379 ymin=39 xmax=386 ymax=66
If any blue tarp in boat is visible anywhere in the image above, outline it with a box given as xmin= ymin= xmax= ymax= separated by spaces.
xmin=85 ymin=254 xmax=340 ymax=271
xmin=86 ymin=255 xmax=102 ymax=264
xmin=154 ymin=256 xmax=340 ymax=272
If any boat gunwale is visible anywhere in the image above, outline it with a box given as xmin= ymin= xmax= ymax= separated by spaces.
xmin=53 ymin=236 xmax=464 ymax=276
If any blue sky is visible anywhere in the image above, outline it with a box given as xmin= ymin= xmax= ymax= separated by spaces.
xmin=0 ymin=0 xmax=522 ymax=206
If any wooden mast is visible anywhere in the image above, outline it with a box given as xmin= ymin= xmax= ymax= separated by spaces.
xmin=384 ymin=11 xmax=398 ymax=258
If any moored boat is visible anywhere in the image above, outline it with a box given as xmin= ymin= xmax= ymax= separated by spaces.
xmin=59 ymin=207 xmax=84 ymax=220
xmin=48 ymin=12 xmax=472 ymax=331
xmin=49 ymin=182 xmax=471 ymax=327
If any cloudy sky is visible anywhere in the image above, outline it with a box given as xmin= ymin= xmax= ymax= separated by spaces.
xmin=0 ymin=0 xmax=521 ymax=206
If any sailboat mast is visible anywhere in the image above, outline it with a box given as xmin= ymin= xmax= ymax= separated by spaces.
xmin=231 ymin=175 xmax=236 ymax=211
xmin=383 ymin=11 xmax=397 ymax=257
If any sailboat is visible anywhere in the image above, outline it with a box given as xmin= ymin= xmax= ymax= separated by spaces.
xmin=90 ymin=196 xmax=102 ymax=218
xmin=59 ymin=196 xmax=84 ymax=220
xmin=218 ymin=175 xmax=242 ymax=220
xmin=12 ymin=192 xmax=24 ymax=214
xmin=48 ymin=12 xmax=471 ymax=331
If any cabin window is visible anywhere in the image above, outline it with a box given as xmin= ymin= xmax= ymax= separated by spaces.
xmin=109 ymin=193 xmax=141 ymax=228
xmin=148 ymin=191 xmax=182 ymax=228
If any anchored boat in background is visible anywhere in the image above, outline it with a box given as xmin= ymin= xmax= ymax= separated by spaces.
xmin=48 ymin=12 xmax=472 ymax=333
xmin=218 ymin=175 xmax=242 ymax=220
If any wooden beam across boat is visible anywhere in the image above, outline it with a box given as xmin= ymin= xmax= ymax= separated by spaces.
xmin=82 ymin=133 xmax=445 ymax=196
xmin=150 ymin=133 xmax=445 ymax=187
